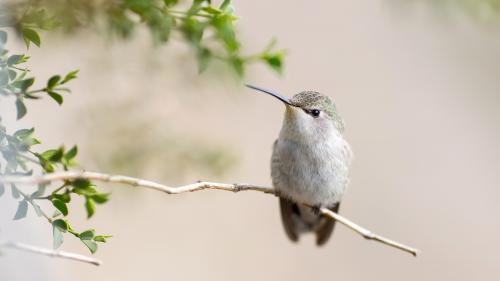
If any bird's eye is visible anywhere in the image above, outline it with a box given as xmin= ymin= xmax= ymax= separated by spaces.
xmin=311 ymin=109 xmax=321 ymax=118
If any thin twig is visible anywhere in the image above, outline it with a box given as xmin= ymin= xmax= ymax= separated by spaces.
xmin=0 ymin=170 xmax=419 ymax=256
xmin=314 ymin=207 xmax=419 ymax=256
xmin=17 ymin=189 xmax=53 ymax=223
xmin=0 ymin=241 xmax=102 ymax=266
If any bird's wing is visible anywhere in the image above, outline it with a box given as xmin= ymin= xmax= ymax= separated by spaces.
xmin=279 ymin=198 xmax=299 ymax=242
xmin=272 ymin=139 xmax=300 ymax=242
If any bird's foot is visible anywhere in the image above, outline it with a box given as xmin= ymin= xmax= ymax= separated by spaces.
xmin=311 ymin=205 xmax=322 ymax=215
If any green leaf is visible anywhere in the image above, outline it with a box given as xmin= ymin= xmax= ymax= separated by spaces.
xmin=81 ymin=239 xmax=98 ymax=254
xmin=108 ymin=10 xmax=135 ymax=38
xmin=18 ymin=78 xmax=35 ymax=92
xmin=164 ymin=0 xmax=178 ymax=7
xmin=263 ymin=52 xmax=284 ymax=74
xmin=47 ymin=75 xmax=61 ymax=88
xmin=93 ymin=236 xmax=106 ymax=243
xmin=13 ymin=200 xmax=28 ymax=220
xmin=220 ymin=0 xmax=231 ymax=10
xmin=202 ymin=6 xmax=222 ymax=15
xmin=147 ymin=12 xmax=174 ymax=44
xmin=64 ymin=146 xmax=78 ymax=160
xmin=32 ymin=202 xmax=44 ymax=217
xmin=61 ymin=70 xmax=78 ymax=84
xmin=79 ymin=229 xmax=95 ymax=240
xmin=50 ymin=148 xmax=65 ymax=161
xmin=73 ymin=185 xmax=97 ymax=196
xmin=230 ymin=57 xmax=244 ymax=77
xmin=71 ymin=179 xmax=91 ymax=188
xmin=52 ymin=192 xmax=71 ymax=203
xmin=93 ymin=235 xmax=112 ymax=243
xmin=14 ymin=128 xmax=34 ymax=139
xmin=212 ymin=14 xmax=239 ymax=53
xmin=42 ymin=147 xmax=64 ymax=162
xmin=7 ymin=55 xmax=24 ymax=66
xmin=91 ymin=193 xmax=110 ymax=204
xmin=197 ymin=47 xmax=211 ymax=73
xmin=8 ymin=69 xmax=17 ymax=81
xmin=22 ymin=28 xmax=41 ymax=48
xmin=188 ymin=0 xmax=205 ymax=13
xmin=39 ymin=160 xmax=55 ymax=173
xmin=79 ymin=229 xmax=98 ymax=254
xmin=11 ymin=184 xmax=20 ymax=199
xmin=41 ymin=149 xmax=56 ymax=159
xmin=72 ymin=179 xmax=91 ymax=189
xmin=22 ymin=9 xmax=58 ymax=30
xmin=53 ymin=224 xmax=64 ymax=249
xmin=0 ymin=70 xmax=8 ymax=86
xmin=182 ymin=18 xmax=203 ymax=44
xmin=85 ymin=198 xmax=95 ymax=218
xmin=51 ymin=198 xmax=69 ymax=216
xmin=53 ymin=219 xmax=69 ymax=231
xmin=47 ymin=91 xmax=63 ymax=105
xmin=22 ymin=9 xmax=48 ymax=25
xmin=15 ymin=99 xmax=27 ymax=120
xmin=24 ymin=93 xmax=40 ymax=100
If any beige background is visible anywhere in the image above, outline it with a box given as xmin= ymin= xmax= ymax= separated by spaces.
xmin=1 ymin=1 xmax=500 ymax=280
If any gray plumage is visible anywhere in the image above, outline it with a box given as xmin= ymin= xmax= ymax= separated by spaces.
xmin=266 ymin=89 xmax=353 ymax=245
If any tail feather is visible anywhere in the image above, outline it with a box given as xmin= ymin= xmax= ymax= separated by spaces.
xmin=279 ymin=198 xmax=340 ymax=246
xmin=315 ymin=203 xmax=340 ymax=246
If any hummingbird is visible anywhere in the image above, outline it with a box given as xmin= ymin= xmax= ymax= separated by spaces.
xmin=246 ymin=84 xmax=352 ymax=246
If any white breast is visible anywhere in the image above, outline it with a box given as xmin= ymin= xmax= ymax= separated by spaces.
xmin=271 ymin=133 xmax=352 ymax=207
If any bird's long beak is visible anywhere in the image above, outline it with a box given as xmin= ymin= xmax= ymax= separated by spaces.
xmin=245 ymin=84 xmax=294 ymax=106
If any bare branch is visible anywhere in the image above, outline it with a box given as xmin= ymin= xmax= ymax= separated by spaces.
xmin=0 ymin=171 xmax=419 ymax=256
xmin=0 ymin=241 xmax=102 ymax=266
xmin=316 ymin=207 xmax=419 ymax=256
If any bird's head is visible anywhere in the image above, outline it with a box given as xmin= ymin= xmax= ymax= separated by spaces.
xmin=246 ymin=85 xmax=345 ymax=142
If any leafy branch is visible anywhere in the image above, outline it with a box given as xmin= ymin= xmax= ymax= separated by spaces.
xmin=0 ymin=0 xmax=286 ymax=76
xmin=0 ymin=0 xmax=287 ymax=260
xmin=0 ymin=170 xmax=420 ymax=257
xmin=1 ymin=20 xmax=110 ymax=255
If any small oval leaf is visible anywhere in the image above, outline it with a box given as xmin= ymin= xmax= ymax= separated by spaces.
xmin=15 ymin=99 xmax=27 ymax=120
xmin=53 ymin=225 xmax=64 ymax=249
xmin=22 ymin=28 xmax=41 ymax=47
xmin=13 ymin=200 xmax=29 ymax=220
xmin=47 ymin=91 xmax=63 ymax=105
xmin=81 ymin=239 xmax=98 ymax=254
xmin=47 ymin=75 xmax=61 ymax=88
xmin=85 ymin=198 xmax=95 ymax=218
xmin=51 ymin=198 xmax=69 ymax=216
xmin=79 ymin=229 xmax=95 ymax=240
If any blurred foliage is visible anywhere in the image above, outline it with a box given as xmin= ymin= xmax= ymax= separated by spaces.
xmin=0 ymin=31 xmax=111 ymax=253
xmin=398 ymin=0 xmax=500 ymax=22
xmin=0 ymin=0 xmax=285 ymax=76
xmin=1 ymin=0 xmax=281 ymax=256
xmin=102 ymin=128 xmax=237 ymax=180
xmin=446 ymin=0 xmax=500 ymax=19
xmin=83 ymin=102 xmax=237 ymax=181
